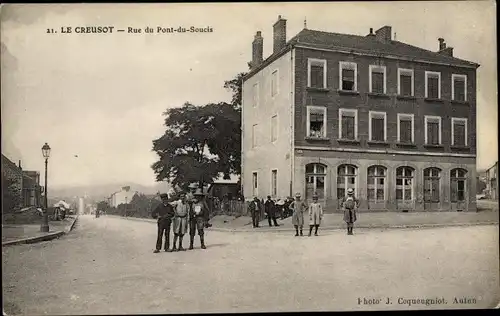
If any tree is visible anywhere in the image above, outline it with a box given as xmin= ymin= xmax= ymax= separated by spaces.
xmin=96 ymin=200 xmax=108 ymax=212
xmin=152 ymin=72 xmax=246 ymax=189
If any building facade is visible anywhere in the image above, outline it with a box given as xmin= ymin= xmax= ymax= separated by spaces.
xmin=1 ymin=154 xmax=42 ymax=209
xmin=242 ymin=16 xmax=478 ymax=212
xmin=485 ymin=162 xmax=498 ymax=200
xmin=110 ymin=186 xmax=137 ymax=208
xmin=1 ymin=154 xmax=23 ymax=209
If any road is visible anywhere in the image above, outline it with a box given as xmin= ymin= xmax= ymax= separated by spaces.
xmin=2 ymin=215 xmax=499 ymax=314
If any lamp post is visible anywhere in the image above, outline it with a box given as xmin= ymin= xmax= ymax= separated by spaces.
xmin=41 ymin=143 xmax=51 ymax=232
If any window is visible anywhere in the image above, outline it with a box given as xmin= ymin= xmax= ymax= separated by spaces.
xmin=424 ymin=168 xmax=441 ymax=202
xmin=271 ymin=115 xmax=278 ymax=142
xmin=252 ymin=83 xmax=259 ymax=108
xmin=425 ymin=71 xmax=441 ymax=99
xmin=451 ymin=118 xmax=467 ymax=147
xmin=306 ymin=164 xmax=326 ymax=200
xmin=307 ymin=106 xmax=327 ymax=138
xmin=367 ymin=166 xmax=386 ymax=201
xmin=308 ymin=58 xmax=327 ymax=89
xmin=396 ymin=167 xmax=414 ymax=201
xmin=339 ymin=61 xmax=357 ymax=91
xmin=369 ymin=65 xmax=386 ymax=94
xmin=424 ymin=116 xmax=442 ymax=145
xmin=451 ymin=168 xmax=467 ymax=202
xmin=339 ymin=108 xmax=358 ymax=140
xmin=271 ymin=169 xmax=278 ymax=197
xmin=337 ymin=164 xmax=357 ymax=198
xmin=369 ymin=111 xmax=387 ymax=142
xmin=397 ymin=113 xmax=414 ymax=143
xmin=398 ymin=68 xmax=414 ymax=96
xmin=252 ymin=172 xmax=258 ymax=196
xmin=452 ymin=74 xmax=467 ymax=102
xmin=252 ymin=124 xmax=258 ymax=148
xmin=271 ymin=70 xmax=278 ymax=97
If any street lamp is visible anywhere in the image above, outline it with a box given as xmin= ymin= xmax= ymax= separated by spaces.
xmin=41 ymin=142 xmax=51 ymax=232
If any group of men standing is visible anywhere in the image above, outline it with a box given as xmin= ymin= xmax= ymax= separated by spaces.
xmin=151 ymin=185 xmax=209 ymax=253
xmin=248 ymin=188 xmax=359 ymax=236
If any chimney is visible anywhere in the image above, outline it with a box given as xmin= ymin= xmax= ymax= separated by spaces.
xmin=250 ymin=31 xmax=263 ymax=69
xmin=273 ymin=15 xmax=287 ymax=54
xmin=366 ymin=28 xmax=375 ymax=37
xmin=438 ymin=38 xmax=446 ymax=51
xmin=375 ymin=25 xmax=392 ymax=43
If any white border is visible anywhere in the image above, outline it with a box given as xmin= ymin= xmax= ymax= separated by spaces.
xmin=424 ymin=115 xmax=442 ymax=145
xmin=451 ymin=74 xmax=467 ymax=101
xmin=338 ymin=108 xmax=358 ymax=139
xmin=451 ymin=117 xmax=468 ymax=146
xmin=397 ymin=113 xmax=415 ymax=143
xmin=307 ymin=58 xmax=327 ymax=89
xmin=306 ymin=106 xmax=327 ymax=138
xmin=369 ymin=65 xmax=387 ymax=94
xmin=397 ymin=68 xmax=414 ymax=96
xmin=425 ymin=71 xmax=441 ymax=99
xmin=368 ymin=111 xmax=387 ymax=141
xmin=339 ymin=61 xmax=357 ymax=91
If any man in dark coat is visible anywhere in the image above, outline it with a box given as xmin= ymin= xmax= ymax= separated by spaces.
xmin=264 ymin=195 xmax=279 ymax=227
xmin=189 ymin=189 xmax=207 ymax=250
xmin=248 ymin=197 xmax=261 ymax=228
xmin=342 ymin=188 xmax=359 ymax=235
xmin=151 ymin=193 xmax=175 ymax=253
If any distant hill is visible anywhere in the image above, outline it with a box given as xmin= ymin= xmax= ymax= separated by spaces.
xmin=49 ymin=182 xmax=171 ymax=202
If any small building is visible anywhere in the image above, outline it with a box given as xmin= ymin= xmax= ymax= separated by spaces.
xmin=485 ymin=162 xmax=498 ymax=200
xmin=207 ymin=179 xmax=240 ymax=200
xmin=110 ymin=186 xmax=137 ymax=207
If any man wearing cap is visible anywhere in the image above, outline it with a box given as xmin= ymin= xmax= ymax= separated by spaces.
xmin=248 ymin=196 xmax=262 ymax=228
xmin=308 ymin=192 xmax=323 ymax=236
xmin=289 ymin=193 xmax=307 ymax=236
xmin=189 ymin=189 xmax=207 ymax=249
xmin=171 ymin=192 xmax=190 ymax=251
xmin=342 ymin=188 xmax=359 ymax=235
xmin=151 ymin=193 xmax=175 ymax=253
xmin=264 ymin=195 xmax=280 ymax=227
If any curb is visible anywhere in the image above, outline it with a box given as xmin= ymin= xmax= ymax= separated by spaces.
xmin=110 ymin=215 xmax=498 ymax=233
xmin=2 ymin=216 xmax=79 ymax=247
xmin=208 ymin=221 xmax=499 ymax=233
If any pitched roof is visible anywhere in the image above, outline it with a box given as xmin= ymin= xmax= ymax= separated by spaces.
xmin=290 ymin=29 xmax=478 ymax=67
xmin=245 ymin=28 xmax=479 ymax=81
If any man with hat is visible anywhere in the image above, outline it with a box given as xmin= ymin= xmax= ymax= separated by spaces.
xmin=151 ymin=193 xmax=175 ymax=253
xmin=289 ymin=193 xmax=307 ymax=236
xmin=171 ymin=192 xmax=190 ymax=251
xmin=342 ymin=188 xmax=359 ymax=235
xmin=248 ymin=196 xmax=262 ymax=228
xmin=308 ymin=192 xmax=323 ymax=236
xmin=189 ymin=188 xmax=207 ymax=249
xmin=264 ymin=195 xmax=280 ymax=227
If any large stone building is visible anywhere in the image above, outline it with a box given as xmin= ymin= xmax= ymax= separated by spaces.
xmin=241 ymin=16 xmax=478 ymax=212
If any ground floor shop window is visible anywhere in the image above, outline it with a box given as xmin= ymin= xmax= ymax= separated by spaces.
xmin=367 ymin=165 xmax=386 ymax=201
xmin=396 ymin=166 xmax=414 ymax=201
xmin=337 ymin=164 xmax=357 ymax=198
xmin=424 ymin=167 xmax=441 ymax=202
xmin=306 ymin=163 xmax=326 ymax=199
xmin=451 ymin=168 xmax=467 ymax=202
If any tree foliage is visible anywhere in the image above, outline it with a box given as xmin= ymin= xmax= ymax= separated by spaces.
xmin=96 ymin=200 xmax=108 ymax=211
xmin=152 ymin=72 xmax=246 ymax=190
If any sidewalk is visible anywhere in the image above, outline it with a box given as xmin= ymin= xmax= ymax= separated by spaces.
xmin=2 ymin=216 xmax=79 ymax=247
xmin=112 ymin=210 xmax=498 ymax=233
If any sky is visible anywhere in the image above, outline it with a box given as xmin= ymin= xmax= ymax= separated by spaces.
xmin=1 ymin=2 xmax=497 ymax=189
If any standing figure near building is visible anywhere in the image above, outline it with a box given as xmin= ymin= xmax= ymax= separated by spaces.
xmin=289 ymin=193 xmax=307 ymax=236
xmin=248 ymin=197 xmax=261 ymax=228
xmin=189 ymin=189 xmax=207 ymax=250
xmin=171 ymin=193 xmax=190 ymax=251
xmin=342 ymin=188 xmax=359 ymax=235
xmin=308 ymin=192 xmax=323 ymax=236
xmin=264 ymin=195 xmax=280 ymax=227
xmin=151 ymin=193 xmax=175 ymax=253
